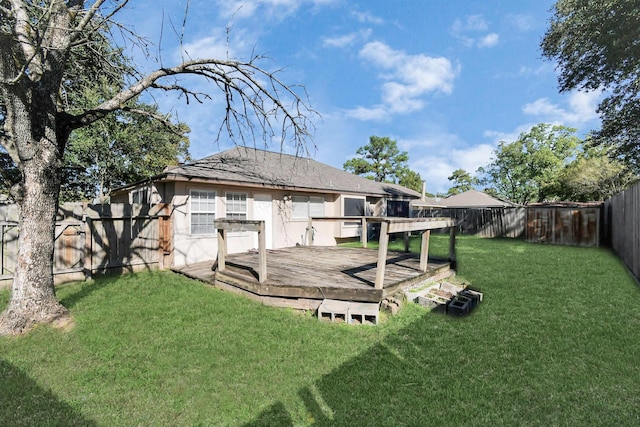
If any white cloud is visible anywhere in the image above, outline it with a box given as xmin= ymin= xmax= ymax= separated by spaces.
xmin=346 ymin=41 xmax=456 ymax=120
xmin=451 ymin=14 xmax=499 ymax=49
xmin=322 ymin=29 xmax=372 ymax=48
xmin=507 ymin=14 xmax=536 ymax=31
xmin=179 ymin=34 xmax=233 ymax=61
xmin=346 ymin=105 xmax=388 ymax=121
xmin=214 ymin=0 xmax=337 ymax=20
xmin=452 ymin=15 xmax=489 ymax=33
xmin=352 ymin=10 xmax=385 ymax=25
xmin=478 ymin=33 xmax=499 ymax=48
xmin=523 ymin=90 xmax=601 ymax=127
xmin=394 ymin=132 xmax=493 ymax=195
xmin=451 ymin=143 xmax=496 ymax=173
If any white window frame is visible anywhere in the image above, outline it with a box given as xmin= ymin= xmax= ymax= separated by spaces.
xmin=225 ymin=192 xmax=248 ymax=220
xmin=342 ymin=196 xmax=366 ymax=227
xmin=292 ymin=195 xmax=325 ymax=219
xmin=190 ymin=189 xmax=217 ymax=235
xmin=131 ymin=186 xmax=150 ymax=204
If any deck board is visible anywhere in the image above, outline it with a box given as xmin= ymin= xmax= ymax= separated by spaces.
xmin=173 ymin=246 xmax=452 ymax=306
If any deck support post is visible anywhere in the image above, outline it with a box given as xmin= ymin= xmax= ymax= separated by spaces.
xmin=374 ymin=220 xmax=389 ymax=290
xmin=258 ymin=221 xmax=267 ymax=283
xmin=217 ymin=229 xmax=227 ymax=272
xmin=449 ymin=226 xmax=457 ymax=269
xmin=307 ymin=218 xmax=313 ymax=246
xmin=361 ymin=217 xmax=368 ymax=248
xmin=420 ymin=230 xmax=430 ymax=272
xmin=403 ymin=232 xmax=410 ymax=252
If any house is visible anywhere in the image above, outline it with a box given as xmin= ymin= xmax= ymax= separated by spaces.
xmin=111 ymin=147 xmax=421 ymax=267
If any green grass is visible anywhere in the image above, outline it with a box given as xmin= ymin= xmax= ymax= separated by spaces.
xmin=2 ymin=236 xmax=640 ymax=426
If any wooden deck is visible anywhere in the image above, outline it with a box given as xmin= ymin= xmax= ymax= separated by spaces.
xmin=173 ymin=246 xmax=454 ymax=309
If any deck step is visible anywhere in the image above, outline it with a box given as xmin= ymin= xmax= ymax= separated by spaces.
xmin=318 ymin=299 xmax=379 ymax=325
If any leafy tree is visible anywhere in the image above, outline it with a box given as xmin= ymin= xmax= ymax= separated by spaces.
xmin=558 ymin=146 xmax=637 ymax=202
xmin=446 ymin=169 xmax=478 ymax=196
xmin=541 ymin=0 xmax=640 ymax=169
xmin=62 ymin=100 xmax=190 ymax=202
xmin=398 ymin=169 xmax=424 ymax=193
xmin=344 ymin=136 xmax=410 ymax=183
xmin=478 ymin=124 xmax=580 ymax=204
xmin=0 ymin=1 xmax=314 ymax=335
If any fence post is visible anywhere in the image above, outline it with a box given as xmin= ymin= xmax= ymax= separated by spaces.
xmin=84 ymin=214 xmax=92 ymax=281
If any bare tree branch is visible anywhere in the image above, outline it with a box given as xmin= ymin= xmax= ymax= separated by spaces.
xmin=69 ymin=56 xmax=317 ymax=152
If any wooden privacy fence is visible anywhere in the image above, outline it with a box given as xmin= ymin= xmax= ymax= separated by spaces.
xmin=525 ymin=204 xmax=602 ymax=247
xmin=414 ymin=207 xmax=525 ymax=238
xmin=604 ymin=182 xmax=640 ymax=281
xmin=0 ymin=203 xmax=172 ymax=289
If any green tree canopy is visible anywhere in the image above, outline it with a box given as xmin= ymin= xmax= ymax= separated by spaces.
xmin=557 ymin=146 xmax=637 ymax=202
xmin=478 ymin=123 xmax=580 ymax=204
xmin=62 ymin=97 xmax=190 ymax=202
xmin=446 ymin=169 xmax=478 ymax=196
xmin=541 ymin=0 xmax=640 ymax=169
xmin=344 ymin=136 xmax=410 ymax=183
xmin=398 ymin=169 xmax=424 ymax=194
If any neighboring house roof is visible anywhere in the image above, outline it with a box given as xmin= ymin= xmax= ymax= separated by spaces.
xmin=442 ymin=189 xmax=515 ymax=208
xmin=114 ymin=147 xmax=421 ymax=199
xmin=411 ymin=196 xmax=447 ymax=209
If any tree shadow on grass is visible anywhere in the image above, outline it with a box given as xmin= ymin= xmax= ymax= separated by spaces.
xmin=243 ymin=312 xmax=479 ymax=427
xmin=58 ymin=276 xmax=116 ymax=309
xmin=0 ymin=359 xmax=96 ymax=426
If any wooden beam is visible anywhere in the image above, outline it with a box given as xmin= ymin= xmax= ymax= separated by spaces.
xmin=374 ymin=220 xmax=389 ymax=290
xmin=307 ymin=218 xmax=313 ymax=246
xmin=449 ymin=226 xmax=457 ymax=269
xmin=258 ymin=221 xmax=267 ymax=283
xmin=386 ymin=218 xmax=455 ymax=233
xmin=217 ymin=228 xmax=227 ymax=272
xmin=361 ymin=217 xmax=368 ymax=248
xmin=214 ymin=219 xmax=264 ymax=232
xmin=420 ymin=230 xmax=430 ymax=272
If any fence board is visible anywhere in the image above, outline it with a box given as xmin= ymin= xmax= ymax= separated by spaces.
xmin=607 ymin=182 xmax=640 ymax=280
xmin=525 ymin=206 xmax=601 ymax=247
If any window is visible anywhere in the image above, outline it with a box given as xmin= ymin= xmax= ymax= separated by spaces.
xmin=387 ymin=200 xmax=409 ymax=217
xmin=190 ymin=190 xmax=216 ymax=235
xmin=292 ymin=195 xmax=325 ymax=219
xmin=132 ymin=187 xmax=149 ymax=204
xmin=226 ymin=192 xmax=247 ymax=220
xmin=344 ymin=197 xmax=365 ymax=216
xmin=343 ymin=197 xmax=365 ymax=226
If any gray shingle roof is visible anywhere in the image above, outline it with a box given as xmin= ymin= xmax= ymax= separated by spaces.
xmin=160 ymin=147 xmax=421 ymax=198
xmin=443 ymin=189 xmax=515 ymax=208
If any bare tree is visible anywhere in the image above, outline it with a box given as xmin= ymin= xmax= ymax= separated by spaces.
xmin=0 ymin=0 xmax=315 ymax=335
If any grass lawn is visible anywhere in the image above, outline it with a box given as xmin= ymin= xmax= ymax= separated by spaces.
xmin=1 ymin=235 xmax=640 ymax=426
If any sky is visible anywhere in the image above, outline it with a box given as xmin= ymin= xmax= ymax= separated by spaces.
xmin=118 ymin=0 xmax=602 ymax=195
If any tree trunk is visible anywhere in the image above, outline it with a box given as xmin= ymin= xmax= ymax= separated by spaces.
xmin=0 ymin=158 xmax=71 ymax=336
xmin=0 ymin=89 xmax=72 ymax=335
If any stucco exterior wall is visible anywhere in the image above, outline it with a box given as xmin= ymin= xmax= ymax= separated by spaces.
xmin=114 ymin=182 xmax=390 ymax=268
xmin=168 ymin=184 xmax=362 ymax=267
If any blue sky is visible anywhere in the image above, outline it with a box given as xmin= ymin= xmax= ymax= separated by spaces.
xmin=120 ymin=0 xmax=602 ymax=195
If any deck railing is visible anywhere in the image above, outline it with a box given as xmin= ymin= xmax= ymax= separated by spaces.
xmin=309 ymin=216 xmax=457 ymax=289
xmin=214 ymin=219 xmax=267 ymax=283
